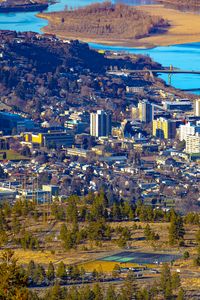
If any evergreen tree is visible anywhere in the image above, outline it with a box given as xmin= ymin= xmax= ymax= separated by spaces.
xmin=93 ymin=283 xmax=103 ymax=300
xmin=183 ymin=251 xmax=190 ymax=260
xmin=177 ymin=288 xmax=185 ymax=300
xmin=0 ymin=250 xmax=28 ymax=299
xmin=33 ymin=264 xmax=46 ymax=286
xmin=44 ymin=282 xmax=67 ymax=300
xmin=193 ymin=246 xmax=200 ymax=266
xmin=56 ymin=262 xmax=67 ymax=280
xmin=196 ymin=229 xmax=200 ymax=246
xmin=51 ymin=203 xmax=65 ymax=221
xmin=81 ymin=285 xmax=95 ymax=300
xmin=0 ymin=230 xmax=8 ymax=247
xmin=160 ymin=263 xmax=173 ymax=299
xmin=169 ymin=214 xmax=185 ymax=245
xmin=27 ymin=260 xmax=36 ymax=279
xmin=66 ymin=196 xmax=78 ymax=223
xmin=47 ymin=262 xmax=55 ymax=282
xmin=120 ymin=270 xmax=137 ymax=300
xmin=67 ymin=286 xmax=79 ymax=299
xmin=171 ymin=272 xmax=181 ymax=290
xmin=11 ymin=214 xmax=21 ymax=234
xmin=106 ymin=285 xmax=117 ymax=300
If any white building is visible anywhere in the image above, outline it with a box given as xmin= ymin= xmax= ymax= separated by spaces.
xmin=185 ymin=133 xmax=200 ymax=154
xmin=194 ymin=99 xmax=200 ymax=117
xmin=179 ymin=122 xmax=200 ymax=141
xmin=138 ymin=100 xmax=154 ymax=123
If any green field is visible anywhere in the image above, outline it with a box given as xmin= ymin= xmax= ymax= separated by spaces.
xmin=0 ymin=150 xmax=28 ymax=161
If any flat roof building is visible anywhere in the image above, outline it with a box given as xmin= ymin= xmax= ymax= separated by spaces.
xmin=194 ymin=99 xmax=200 ymax=117
xmin=25 ymin=131 xmax=74 ymax=148
xmin=179 ymin=122 xmax=200 ymax=141
xmin=138 ymin=100 xmax=154 ymax=123
xmin=153 ymin=118 xmax=177 ymax=139
xmin=0 ymin=112 xmax=35 ymax=135
xmin=90 ymin=110 xmax=112 ymax=138
xmin=186 ymin=133 xmax=200 ymax=154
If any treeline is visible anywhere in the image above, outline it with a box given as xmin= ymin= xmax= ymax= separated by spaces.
xmin=47 ymin=2 xmax=169 ymax=40
xmin=0 ymin=193 xmax=200 ymax=251
xmin=51 ymin=192 xmax=200 ymax=225
xmin=157 ymin=0 xmax=200 ymax=7
xmin=0 ymin=250 xmax=184 ymax=300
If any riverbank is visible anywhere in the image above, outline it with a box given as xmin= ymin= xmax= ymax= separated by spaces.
xmin=38 ymin=4 xmax=200 ymax=48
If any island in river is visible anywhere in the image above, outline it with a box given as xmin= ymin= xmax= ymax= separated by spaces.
xmin=38 ymin=2 xmax=170 ymax=48
xmin=38 ymin=2 xmax=200 ymax=48
xmin=0 ymin=0 xmax=48 ymax=12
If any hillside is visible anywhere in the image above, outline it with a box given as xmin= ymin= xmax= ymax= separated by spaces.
xmin=38 ymin=2 xmax=169 ymax=47
xmin=0 ymin=30 xmax=162 ymax=119
xmin=157 ymin=0 xmax=200 ymax=7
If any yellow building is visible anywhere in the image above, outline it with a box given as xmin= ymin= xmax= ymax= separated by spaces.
xmin=112 ymin=127 xmax=123 ymax=138
xmin=153 ymin=118 xmax=176 ymax=139
xmin=25 ymin=133 xmax=43 ymax=145
xmin=24 ymin=131 xmax=74 ymax=148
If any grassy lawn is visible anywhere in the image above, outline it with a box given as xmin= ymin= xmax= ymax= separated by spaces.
xmin=0 ymin=150 xmax=28 ymax=161
xmin=79 ymin=260 xmax=142 ymax=273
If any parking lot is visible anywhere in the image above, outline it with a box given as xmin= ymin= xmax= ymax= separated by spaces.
xmin=101 ymin=251 xmax=181 ymax=265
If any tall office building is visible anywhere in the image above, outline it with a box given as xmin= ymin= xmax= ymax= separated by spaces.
xmin=90 ymin=110 xmax=112 ymax=137
xmin=194 ymin=99 xmax=200 ymax=116
xmin=138 ymin=100 xmax=154 ymax=123
xmin=153 ymin=117 xmax=177 ymax=139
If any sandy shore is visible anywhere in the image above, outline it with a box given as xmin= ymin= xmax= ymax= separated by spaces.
xmin=38 ymin=5 xmax=200 ymax=48
xmin=136 ymin=5 xmax=200 ymax=46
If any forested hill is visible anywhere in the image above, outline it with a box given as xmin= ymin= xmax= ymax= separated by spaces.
xmin=0 ymin=30 xmax=161 ymax=118
xmin=1 ymin=32 xmax=106 ymax=73
xmin=157 ymin=0 xmax=200 ymax=7
xmin=40 ymin=2 xmax=169 ymax=41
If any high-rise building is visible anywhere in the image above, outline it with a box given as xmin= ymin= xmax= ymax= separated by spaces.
xmin=179 ymin=122 xmax=200 ymax=141
xmin=138 ymin=100 xmax=154 ymax=123
xmin=194 ymin=99 xmax=200 ymax=116
xmin=153 ymin=117 xmax=177 ymax=139
xmin=185 ymin=133 xmax=200 ymax=154
xmin=90 ymin=110 xmax=112 ymax=137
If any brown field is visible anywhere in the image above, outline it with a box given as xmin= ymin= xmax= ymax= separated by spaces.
xmin=39 ymin=4 xmax=200 ymax=48
xmin=1 ymin=216 xmax=200 ymax=291
xmin=136 ymin=5 xmax=200 ymax=46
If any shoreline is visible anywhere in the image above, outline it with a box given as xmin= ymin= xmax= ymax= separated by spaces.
xmin=38 ymin=4 xmax=200 ymax=49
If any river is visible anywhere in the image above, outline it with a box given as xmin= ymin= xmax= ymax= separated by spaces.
xmin=0 ymin=0 xmax=199 ymax=94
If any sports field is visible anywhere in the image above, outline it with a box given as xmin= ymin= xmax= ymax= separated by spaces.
xmin=100 ymin=251 xmax=181 ymax=265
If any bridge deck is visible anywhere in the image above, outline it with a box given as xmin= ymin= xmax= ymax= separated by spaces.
xmin=108 ymin=69 xmax=200 ymax=75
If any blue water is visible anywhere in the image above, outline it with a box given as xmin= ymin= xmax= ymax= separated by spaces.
xmin=0 ymin=0 xmax=156 ymax=33
xmin=0 ymin=0 xmax=199 ymax=93
xmin=90 ymin=42 xmax=200 ymax=93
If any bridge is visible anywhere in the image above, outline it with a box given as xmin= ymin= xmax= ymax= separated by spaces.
xmin=108 ymin=69 xmax=200 ymax=75
xmin=107 ymin=67 xmax=200 ymax=86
